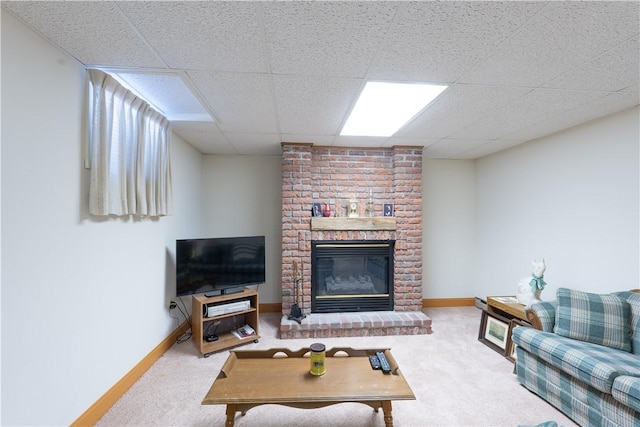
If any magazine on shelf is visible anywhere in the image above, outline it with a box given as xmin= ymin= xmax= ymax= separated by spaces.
xmin=231 ymin=324 xmax=256 ymax=339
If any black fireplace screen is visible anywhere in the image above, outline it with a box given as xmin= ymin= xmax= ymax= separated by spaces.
xmin=311 ymin=240 xmax=394 ymax=313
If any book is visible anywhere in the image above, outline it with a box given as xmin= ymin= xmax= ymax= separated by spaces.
xmin=231 ymin=324 xmax=256 ymax=339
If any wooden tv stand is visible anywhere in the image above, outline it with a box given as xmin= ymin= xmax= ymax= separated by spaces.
xmin=192 ymin=288 xmax=260 ymax=357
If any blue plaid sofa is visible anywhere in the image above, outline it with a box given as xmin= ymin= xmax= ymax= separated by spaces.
xmin=512 ymin=288 xmax=640 ymax=427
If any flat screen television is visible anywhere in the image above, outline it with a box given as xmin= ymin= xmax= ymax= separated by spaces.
xmin=176 ymin=236 xmax=265 ymax=297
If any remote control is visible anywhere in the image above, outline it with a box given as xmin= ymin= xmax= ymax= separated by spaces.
xmin=369 ymin=354 xmax=381 ymax=370
xmin=376 ymin=351 xmax=392 ymax=374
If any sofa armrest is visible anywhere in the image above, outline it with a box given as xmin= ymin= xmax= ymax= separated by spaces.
xmin=526 ymin=301 xmax=557 ymax=331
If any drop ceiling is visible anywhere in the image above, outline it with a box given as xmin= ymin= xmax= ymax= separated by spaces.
xmin=3 ymin=1 xmax=639 ymax=159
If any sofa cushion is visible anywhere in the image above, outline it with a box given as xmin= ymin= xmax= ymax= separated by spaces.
xmin=630 ymin=293 xmax=640 ymax=355
xmin=612 ymin=375 xmax=640 ymax=412
xmin=616 ymin=291 xmax=640 ymax=355
xmin=554 ymin=288 xmax=631 ymax=352
xmin=513 ymin=327 xmax=640 ymax=393
xmin=625 ymin=292 xmax=640 ymax=355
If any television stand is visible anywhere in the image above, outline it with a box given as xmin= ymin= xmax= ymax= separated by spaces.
xmin=192 ymin=288 xmax=260 ymax=357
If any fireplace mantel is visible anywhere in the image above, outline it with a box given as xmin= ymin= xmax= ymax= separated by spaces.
xmin=310 ymin=217 xmax=397 ymax=231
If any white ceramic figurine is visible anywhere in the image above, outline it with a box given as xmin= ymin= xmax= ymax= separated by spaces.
xmin=516 ymin=259 xmax=547 ymax=306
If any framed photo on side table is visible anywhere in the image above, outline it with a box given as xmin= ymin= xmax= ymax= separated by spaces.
xmin=478 ymin=310 xmax=509 ymax=355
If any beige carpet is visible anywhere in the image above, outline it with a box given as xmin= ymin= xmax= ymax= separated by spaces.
xmin=96 ymin=307 xmax=578 ymax=426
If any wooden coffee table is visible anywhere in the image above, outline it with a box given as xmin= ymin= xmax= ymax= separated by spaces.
xmin=202 ymin=347 xmax=415 ymax=427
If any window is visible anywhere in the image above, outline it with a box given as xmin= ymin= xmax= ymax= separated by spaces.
xmin=86 ymin=69 xmax=172 ymax=216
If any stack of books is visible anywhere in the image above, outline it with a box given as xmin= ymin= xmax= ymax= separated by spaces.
xmin=231 ymin=324 xmax=256 ymax=339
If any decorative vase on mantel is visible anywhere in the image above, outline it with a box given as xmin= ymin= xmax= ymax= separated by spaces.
xmin=322 ymin=203 xmax=332 ymax=217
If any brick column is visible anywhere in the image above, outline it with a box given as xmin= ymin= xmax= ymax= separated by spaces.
xmin=281 ymin=143 xmax=313 ymax=315
xmin=392 ymin=146 xmax=423 ymax=312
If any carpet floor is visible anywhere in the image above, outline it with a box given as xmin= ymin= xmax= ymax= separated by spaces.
xmin=96 ymin=306 xmax=578 ymax=426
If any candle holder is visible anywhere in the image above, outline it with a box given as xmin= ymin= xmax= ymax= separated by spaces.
xmin=366 ymin=191 xmax=374 ymax=217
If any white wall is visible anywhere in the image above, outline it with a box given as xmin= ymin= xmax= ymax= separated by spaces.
xmin=423 ymin=159 xmax=476 ymax=298
xmin=475 ymin=107 xmax=639 ymax=298
xmin=1 ymin=12 xmax=203 ymax=426
xmin=200 ymin=155 xmax=282 ymax=303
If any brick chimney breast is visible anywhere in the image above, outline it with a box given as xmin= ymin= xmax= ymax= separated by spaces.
xmin=280 ymin=143 xmax=429 ymax=338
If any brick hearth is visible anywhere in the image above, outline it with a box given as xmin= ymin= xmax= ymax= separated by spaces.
xmin=280 ymin=143 xmax=431 ymax=338
xmin=281 ymin=311 xmax=432 ymax=339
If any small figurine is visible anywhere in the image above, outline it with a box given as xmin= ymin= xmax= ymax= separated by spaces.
xmin=516 ymin=259 xmax=547 ymax=306
xmin=322 ymin=203 xmax=332 ymax=217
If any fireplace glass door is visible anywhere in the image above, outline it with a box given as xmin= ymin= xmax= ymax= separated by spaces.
xmin=311 ymin=240 xmax=394 ymax=313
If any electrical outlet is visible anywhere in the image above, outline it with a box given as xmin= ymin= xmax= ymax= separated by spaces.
xmin=169 ymin=301 xmax=177 ymax=310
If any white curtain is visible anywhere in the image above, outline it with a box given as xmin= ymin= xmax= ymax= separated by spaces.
xmin=87 ymin=69 xmax=172 ymax=216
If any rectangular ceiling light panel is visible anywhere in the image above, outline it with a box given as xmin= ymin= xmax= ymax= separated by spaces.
xmin=341 ymin=81 xmax=447 ymax=137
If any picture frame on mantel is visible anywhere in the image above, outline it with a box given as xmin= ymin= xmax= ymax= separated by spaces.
xmin=312 ymin=203 xmax=322 ymax=217
xmin=383 ymin=203 xmax=394 ymax=217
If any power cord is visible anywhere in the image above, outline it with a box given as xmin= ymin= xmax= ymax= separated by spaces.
xmin=171 ymin=297 xmax=192 ymax=344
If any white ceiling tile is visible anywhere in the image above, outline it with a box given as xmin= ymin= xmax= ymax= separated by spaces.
xmin=3 ymin=1 xmax=164 ymax=67
xmin=460 ymin=2 xmax=640 ymax=87
xmin=450 ymin=89 xmax=609 ymax=140
xmin=457 ymin=139 xmax=529 ymax=160
xmin=263 ymin=2 xmax=397 ymax=77
xmin=4 ymin=1 xmax=638 ymax=160
xmin=397 ymin=84 xmax=533 ymax=139
xmin=368 ymin=1 xmax=545 ymax=82
xmin=172 ymin=127 xmax=237 ymax=156
xmin=118 ymin=2 xmax=266 ymax=72
xmin=171 ymin=121 xmax=219 ymax=132
xmin=505 ymin=92 xmax=640 ymax=141
xmin=332 ymin=135 xmax=389 ymax=148
xmin=188 ymin=71 xmax=277 ymax=133
xmin=273 ymin=76 xmax=361 ymax=135
xmin=224 ymin=133 xmax=282 ymax=156
xmin=543 ymin=37 xmax=640 ymax=92
xmin=423 ymin=138 xmax=493 ymax=159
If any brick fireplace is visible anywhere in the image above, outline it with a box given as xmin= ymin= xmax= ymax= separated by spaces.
xmin=280 ymin=143 xmax=431 ymax=338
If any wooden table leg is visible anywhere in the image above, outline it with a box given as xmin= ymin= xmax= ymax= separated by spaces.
xmin=381 ymin=400 xmax=393 ymax=427
xmin=225 ymin=404 xmax=236 ymax=427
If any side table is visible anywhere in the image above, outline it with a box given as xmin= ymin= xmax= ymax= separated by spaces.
xmin=478 ymin=296 xmax=530 ymax=361
xmin=487 ymin=296 xmax=527 ymax=320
